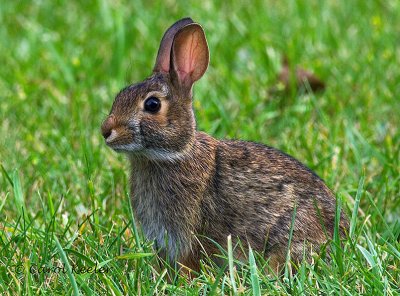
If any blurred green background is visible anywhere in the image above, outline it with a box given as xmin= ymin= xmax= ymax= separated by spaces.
xmin=0 ymin=0 xmax=399 ymax=294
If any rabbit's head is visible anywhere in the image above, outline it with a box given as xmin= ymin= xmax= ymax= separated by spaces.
xmin=101 ymin=18 xmax=209 ymax=160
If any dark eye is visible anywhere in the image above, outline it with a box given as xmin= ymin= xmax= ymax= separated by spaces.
xmin=144 ymin=96 xmax=161 ymax=113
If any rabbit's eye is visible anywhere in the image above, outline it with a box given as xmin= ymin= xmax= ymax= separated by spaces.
xmin=144 ymin=96 xmax=161 ymax=113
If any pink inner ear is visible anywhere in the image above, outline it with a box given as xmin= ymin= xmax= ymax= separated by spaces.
xmin=172 ymin=25 xmax=209 ymax=86
xmin=176 ymin=31 xmax=201 ymax=81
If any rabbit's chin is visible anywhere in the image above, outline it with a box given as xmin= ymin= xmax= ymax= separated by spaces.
xmin=108 ymin=143 xmax=143 ymax=153
xmin=110 ymin=143 xmax=189 ymax=161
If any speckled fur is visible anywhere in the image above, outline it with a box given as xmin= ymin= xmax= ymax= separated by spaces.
xmin=101 ymin=18 xmax=348 ymax=273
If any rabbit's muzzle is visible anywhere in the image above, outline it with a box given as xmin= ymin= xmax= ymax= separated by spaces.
xmin=101 ymin=114 xmax=140 ymax=152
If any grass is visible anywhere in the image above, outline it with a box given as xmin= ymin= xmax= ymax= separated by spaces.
xmin=0 ymin=0 xmax=399 ymax=294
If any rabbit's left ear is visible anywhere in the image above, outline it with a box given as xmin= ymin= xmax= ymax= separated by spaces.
xmin=170 ymin=23 xmax=209 ymax=90
xmin=153 ymin=18 xmax=194 ymax=73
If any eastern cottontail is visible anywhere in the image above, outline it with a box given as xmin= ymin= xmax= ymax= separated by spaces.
xmin=101 ymin=18 xmax=348 ymax=273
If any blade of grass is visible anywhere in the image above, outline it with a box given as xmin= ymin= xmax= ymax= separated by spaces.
xmin=0 ymin=192 xmax=8 ymax=213
xmin=227 ymin=235 xmax=237 ymax=295
xmin=357 ymin=245 xmax=376 ymax=269
xmin=54 ymin=236 xmax=79 ymax=296
xmin=149 ymin=268 xmax=168 ymax=295
xmin=249 ymin=246 xmax=261 ymax=296
xmin=115 ymin=253 xmax=153 ymax=260
xmin=333 ymin=196 xmax=344 ymax=275
xmin=284 ymin=202 xmax=297 ymax=279
xmin=350 ymin=174 xmax=365 ymax=238
xmin=12 ymin=171 xmax=26 ymax=221
xmin=365 ymin=192 xmax=395 ymax=241
xmin=1 ymin=163 xmax=13 ymax=186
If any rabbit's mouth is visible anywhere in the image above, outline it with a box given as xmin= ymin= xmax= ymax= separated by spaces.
xmin=106 ymin=136 xmax=143 ymax=153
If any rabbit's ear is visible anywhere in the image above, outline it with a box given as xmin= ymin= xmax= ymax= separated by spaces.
xmin=170 ymin=23 xmax=209 ymax=90
xmin=153 ymin=18 xmax=194 ymax=73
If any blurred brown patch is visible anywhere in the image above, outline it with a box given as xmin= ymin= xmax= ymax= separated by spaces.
xmin=274 ymin=56 xmax=326 ymax=94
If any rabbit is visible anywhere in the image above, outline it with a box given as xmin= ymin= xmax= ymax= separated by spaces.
xmin=101 ymin=17 xmax=348 ymax=274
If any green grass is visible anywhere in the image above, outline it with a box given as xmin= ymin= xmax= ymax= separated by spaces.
xmin=0 ymin=0 xmax=399 ymax=294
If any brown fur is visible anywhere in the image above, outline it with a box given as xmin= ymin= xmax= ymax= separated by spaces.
xmin=101 ymin=18 xmax=348 ymax=274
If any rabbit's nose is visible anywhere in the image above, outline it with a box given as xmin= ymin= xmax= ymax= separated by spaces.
xmin=102 ymin=128 xmax=112 ymax=139
xmin=101 ymin=115 xmax=116 ymax=140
